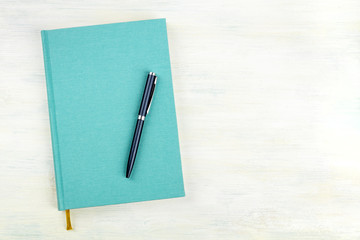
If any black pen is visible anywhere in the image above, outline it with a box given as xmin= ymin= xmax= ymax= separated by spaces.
xmin=126 ymin=72 xmax=157 ymax=178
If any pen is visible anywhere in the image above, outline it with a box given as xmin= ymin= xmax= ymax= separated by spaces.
xmin=126 ymin=72 xmax=157 ymax=178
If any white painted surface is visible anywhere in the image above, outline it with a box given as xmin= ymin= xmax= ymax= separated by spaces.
xmin=1 ymin=0 xmax=360 ymax=239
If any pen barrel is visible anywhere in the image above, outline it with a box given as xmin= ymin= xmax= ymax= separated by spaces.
xmin=126 ymin=119 xmax=144 ymax=178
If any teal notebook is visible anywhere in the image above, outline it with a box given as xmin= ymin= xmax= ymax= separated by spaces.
xmin=41 ymin=19 xmax=185 ymax=211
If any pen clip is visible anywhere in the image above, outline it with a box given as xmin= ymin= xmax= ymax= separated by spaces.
xmin=146 ymin=76 xmax=157 ymax=114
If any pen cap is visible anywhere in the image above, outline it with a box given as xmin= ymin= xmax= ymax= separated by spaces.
xmin=147 ymin=76 xmax=157 ymax=114
xmin=138 ymin=72 xmax=156 ymax=116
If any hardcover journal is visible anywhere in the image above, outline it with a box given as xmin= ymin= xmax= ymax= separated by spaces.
xmin=41 ymin=19 xmax=185 ymax=227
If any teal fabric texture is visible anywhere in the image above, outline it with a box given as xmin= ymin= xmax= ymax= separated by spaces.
xmin=41 ymin=19 xmax=185 ymax=210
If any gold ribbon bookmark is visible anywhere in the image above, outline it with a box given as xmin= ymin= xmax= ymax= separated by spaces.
xmin=65 ymin=209 xmax=73 ymax=230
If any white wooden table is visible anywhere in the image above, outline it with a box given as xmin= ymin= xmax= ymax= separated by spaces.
xmin=1 ymin=0 xmax=360 ymax=239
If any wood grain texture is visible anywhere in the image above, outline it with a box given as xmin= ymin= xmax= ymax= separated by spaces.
xmin=1 ymin=0 xmax=360 ymax=239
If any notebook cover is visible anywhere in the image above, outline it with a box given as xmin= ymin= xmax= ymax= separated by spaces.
xmin=41 ymin=19 xmax=185 ymax=210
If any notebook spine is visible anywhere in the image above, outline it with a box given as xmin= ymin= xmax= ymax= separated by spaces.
xmin=41 ymin=30 xmax=65 ymax=211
